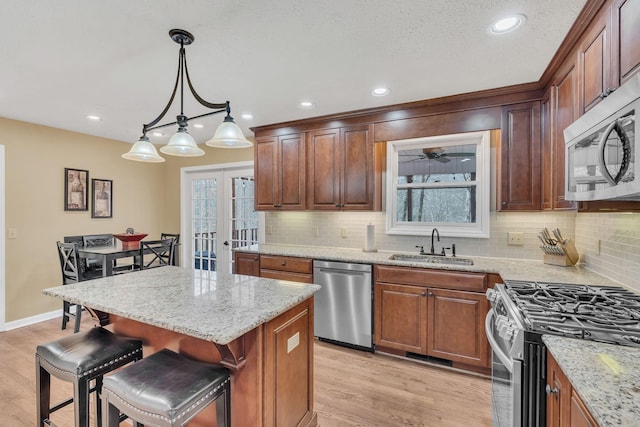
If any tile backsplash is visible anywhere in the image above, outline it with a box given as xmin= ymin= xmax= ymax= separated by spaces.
xmin=264 ymin=210 xmax=640 ymax=292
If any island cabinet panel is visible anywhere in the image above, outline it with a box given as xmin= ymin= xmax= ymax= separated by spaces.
xmin=498 ymin=101 xmax=542 ymax=211
xmin=546 ymin=351 xmax=598 ymax=427
xmin=263 ymin=297 xmax=315 ymax=427
xmin=612 ymin=0 xmax=640 ymax=85
xmin=259 ymin=254 xmax=313 ymax=284
xmin=427 ymin=288 xmax=489 ymax=367
xmin=255 ymin=133 xmax=306 ymax=210
xmin=234 ymin=251 xmax=260 ymax=276
xmin=579 ymin=9 xmax=612 ymax=114
xmin=373 ymin=265 xmax=491 ymax=369
xmin=374 ymin=283 xmax=428 ymax=354
xmin=307 ymin=124 xmax=377 ymax=210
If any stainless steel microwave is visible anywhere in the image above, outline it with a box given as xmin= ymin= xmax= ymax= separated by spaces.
xmin=564 ymin=73 xmax=639 ymax=201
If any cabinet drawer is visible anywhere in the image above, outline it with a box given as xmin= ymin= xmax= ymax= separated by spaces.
xmin=260 ymin=269 xmax=313 ymax=284
xmin=260 ymin=255 xmax=313 ymax=274
xmin=375 ymin=264 xmax=488 ymax=292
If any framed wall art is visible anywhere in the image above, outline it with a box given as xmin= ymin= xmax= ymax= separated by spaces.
xmin=91 ymin=178 xmax=112 ymax=218
xmin=64 ymin=168 xmax=89 ymax=211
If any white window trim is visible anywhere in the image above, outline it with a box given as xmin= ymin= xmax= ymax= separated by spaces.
xmin=385 ymin=131 xmax=490 ymax=238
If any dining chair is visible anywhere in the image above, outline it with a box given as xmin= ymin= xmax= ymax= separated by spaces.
xmin=140 ymin=239 xmax=176 ymax=269
xmin=56 ymin=241 xmax=85 ymax=333
xmin=160 ymin=233 xmax=180 ymax=265
xmin=83 ymin=234 xmax=114 ymax=247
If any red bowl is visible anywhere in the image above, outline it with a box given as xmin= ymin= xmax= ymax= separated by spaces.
xmin=113 ymin=233 xmax=148 ymax=242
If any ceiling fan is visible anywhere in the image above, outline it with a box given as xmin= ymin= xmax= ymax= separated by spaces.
xmin=400 ymin=147 xmax=476 ymax=163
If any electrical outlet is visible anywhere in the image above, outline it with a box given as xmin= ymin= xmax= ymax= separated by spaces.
xmin=314 ymin=226 xmax=320 ymax=237
xmin=508 ymin=232 xmax=524 ymax=246
xmin=266 ymin=225 xmax=273 ymax=235
xmin=341 ymin=227 xmax=348 ymax=238
xmin=8 ymin=228 xmax=17 ymax=239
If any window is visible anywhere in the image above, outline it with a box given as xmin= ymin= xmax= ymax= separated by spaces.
xmin=386 ymin=131 xmax=490 ymax=238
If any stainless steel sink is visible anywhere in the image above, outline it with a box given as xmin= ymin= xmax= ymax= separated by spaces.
xmin=389 ymin=254 xmax=474 ymax=266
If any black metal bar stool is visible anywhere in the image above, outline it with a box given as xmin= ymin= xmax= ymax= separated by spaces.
xmin=101 ymin=349 xmax=231 ymax=427
xmin=36 ymin=327 xmax=143 ymax=427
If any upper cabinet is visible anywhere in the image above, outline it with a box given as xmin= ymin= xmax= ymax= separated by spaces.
xmin=307 ymin=124 xmax=377 ymax=210
xmin=578 ymin=9 xmax=612 ymax=114
xmin=498 ymin=101 xmax=542 ymax=211
xmin=255 ymin=133 xmax=306 ymax=210
xmin=612 ymin=0 xmax=640 ymax=86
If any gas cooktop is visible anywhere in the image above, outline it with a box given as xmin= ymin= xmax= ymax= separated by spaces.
xmin=504 ymin=280 xmax=640 ymax=347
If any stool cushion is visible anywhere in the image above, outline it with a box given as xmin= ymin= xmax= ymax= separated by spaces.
xmin=103 ymin=349 xmax=229 ymax=421
xmin=36 ymin=327 xmax=142 ymax=379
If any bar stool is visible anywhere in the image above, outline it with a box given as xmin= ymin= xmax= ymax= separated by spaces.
xmin=102 ymin=349 xmax=231 ymax=427
xmin=36 ymin=327 xmax=143 ymax=427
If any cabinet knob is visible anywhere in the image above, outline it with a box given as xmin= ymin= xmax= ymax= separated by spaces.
xmin=421 ymin=292 xmax=427 ymax=297
xmin=501 ymin=201 xmax=507 ymax=207
xmin=428 ymin=291 xmax=434 ymax=296
xmin=281 ymin=262 xmax=286 ymax=266
xmin=545 ymin=385 xmax=558 ymax=395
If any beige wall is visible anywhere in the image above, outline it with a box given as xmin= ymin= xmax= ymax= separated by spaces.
xmin=0 ymin=117 xmax=253 ymax=322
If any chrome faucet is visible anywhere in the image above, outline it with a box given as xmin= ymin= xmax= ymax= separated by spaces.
xmin=430 ymin=228 xmax=440 ymax=255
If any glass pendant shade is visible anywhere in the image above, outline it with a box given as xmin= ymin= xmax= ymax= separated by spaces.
xmin=206 ymin=120 xmax=253 ymax=148
xmin=122 ymin=137 xmax=165 ymax=163
xmin=160 ymin=128 xmax=205 ymax=157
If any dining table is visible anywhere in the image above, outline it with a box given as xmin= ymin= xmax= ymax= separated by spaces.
xmin=77 ymin=245 xmax=141 ymax=277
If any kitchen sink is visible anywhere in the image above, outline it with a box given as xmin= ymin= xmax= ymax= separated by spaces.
xmin=389 ymin=254 xmax=474 ymax=266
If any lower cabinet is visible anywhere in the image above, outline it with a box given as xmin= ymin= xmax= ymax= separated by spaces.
xmin=547 ymin=351 xmax=598 ymax=427
xmin=234 ymin=251 xmax=260 ymax=276
xmin=373 ymin=265 xmax=491 ymax=368
xmin=233 ymin=252 xmax=313 ymax=283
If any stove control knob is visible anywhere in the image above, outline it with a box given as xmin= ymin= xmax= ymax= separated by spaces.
xmin=486 ymin=288 xmax=496 ymax=303
xmin=503 ymin=327 xmax=514 ymax=341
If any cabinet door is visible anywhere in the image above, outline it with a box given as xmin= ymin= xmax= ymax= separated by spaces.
xmin=552 ymin=58 xmax=578 ymax=210
xmin=579 ymin=9 xmax=612 ymax=114
xmin=541 ymin=90 xmax=553 ymax=210
xmin=374 ymin=283 xmax=427 ymax=354
xmin=499 ymin=101 xmax=542 ymax=211
xmin=307 ymin=128 xmax=341 ymax=209
xmin=612 ymin=0 xmax=640 ymax=85
xmin=569 ymin=389 xmax=598 ymax=427
xmin=427 ymin=288 xmax=489 ymax=367
xmin=341 ymin=124 xmax=375 ymax=210
xmin=233 ymin=252 xmax=260 ymax=276
xmin=255 ymin=136 xmax=278 ymax=210
xmin=547 ymin=352 xmax=571 ymax=427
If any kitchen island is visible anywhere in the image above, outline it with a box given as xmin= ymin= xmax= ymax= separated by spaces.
xmin=43 ymin=266 xmax=321 ymax=427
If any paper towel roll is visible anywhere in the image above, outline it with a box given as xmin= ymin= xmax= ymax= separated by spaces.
xmin=364 ymin=223 xmax=377 ymax=252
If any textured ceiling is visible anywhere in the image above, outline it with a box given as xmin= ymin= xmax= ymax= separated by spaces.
xmin=0 ymin=0 xmax=587 ymax=145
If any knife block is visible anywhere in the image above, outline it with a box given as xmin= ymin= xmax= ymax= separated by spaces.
xmin=543 ymin=254 xmax=573 ymax=266
xmin=543 ymin=239 xmax=579 ymax=267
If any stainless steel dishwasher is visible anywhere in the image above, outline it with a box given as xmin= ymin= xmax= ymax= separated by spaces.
xmin=313 ymin=260 xmax=373 ymax=350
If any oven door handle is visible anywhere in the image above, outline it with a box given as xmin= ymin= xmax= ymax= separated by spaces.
xmin=485 ymin=309 xmax=514 ymax=373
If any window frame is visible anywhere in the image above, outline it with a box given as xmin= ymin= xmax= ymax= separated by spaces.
xmin=385 ymin=131 xmax=490 ymax=238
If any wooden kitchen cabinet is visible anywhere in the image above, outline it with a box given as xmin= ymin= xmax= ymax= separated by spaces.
xmin=374 ymin=283 xmax=428 ymax=354
xmin=541 ymin=89 xmax=554 ymax=210
xmin=234 ymin=251 xmax=260 ymax=276
xmin=259 ymin=254 xmax=313 ymax=284
xmin=499 ymin=101 xmax=542 ymax=211
xmin=612 ymin=0 xmax=640 ymax=86
xmin=578 ymin=8 xmax=612 ymax=114
xmin=427 ymin=288 xmax=489 ymax=367
xmin=306 ymin=124 xmax=378 ymax=210
xmin=547 ymin=351 xmax=598 ymax=427
xmin=373 ymin=265 xmax=491 ymax=369
xmin=255 ymin=133 xmax=306 ymax=210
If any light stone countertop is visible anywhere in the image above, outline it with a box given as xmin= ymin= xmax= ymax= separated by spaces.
xmin=43 ymin=266 xmax=320 ymax=345
xmin=238 ymin=244 xmax=622 ymax=287
xmin=543 ymin=336 xmax=640 ymax=427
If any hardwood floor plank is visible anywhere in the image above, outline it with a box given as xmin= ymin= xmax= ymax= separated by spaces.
xmin=0 ymin=317 xmax=492 ymax=426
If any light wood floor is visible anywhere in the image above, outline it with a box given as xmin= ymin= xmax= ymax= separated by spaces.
xmin=0 ymin=316 xmax=491 ymax=426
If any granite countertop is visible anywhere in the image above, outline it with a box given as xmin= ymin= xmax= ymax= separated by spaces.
xmin=43 ymin=266 xmax=320 ymax=345
xmin=543 ymin=336 xmax=640 ymax=426
xmin=237 ymin=244 xmax=621 ymax=286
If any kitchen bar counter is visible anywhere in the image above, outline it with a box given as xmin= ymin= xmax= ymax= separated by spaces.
xmin=43 ymin=267 xmax=321 ymax=427
xmin=543 ymin=335 xmax=640 ymax=426
xmin=236 ymin=244 xmax=621 ymax=286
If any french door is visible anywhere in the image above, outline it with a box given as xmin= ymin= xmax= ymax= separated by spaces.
xmin=181 ymin=162 xmax=261 ymax=275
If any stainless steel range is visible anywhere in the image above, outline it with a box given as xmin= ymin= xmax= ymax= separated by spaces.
xmin=486 ymin=280 xmax=640 ymax=427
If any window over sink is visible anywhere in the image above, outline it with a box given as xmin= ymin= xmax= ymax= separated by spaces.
xmin=386 ymin=131 xmax=490 ymax=238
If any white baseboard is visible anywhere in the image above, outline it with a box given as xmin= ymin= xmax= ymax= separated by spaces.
xmin=3 ymin=309 xmax=61 ymax=331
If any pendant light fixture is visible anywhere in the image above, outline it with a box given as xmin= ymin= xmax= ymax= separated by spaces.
xmin=123 ymin=29 xmax=252 ymax=163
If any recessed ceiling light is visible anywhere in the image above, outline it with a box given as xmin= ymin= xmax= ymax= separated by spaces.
xmin=193 ymin=123 xmax=204 ymax=129
xmin=86 ymin=115 xmax=101 ymax=121
xmin=241 ymin=113 xmax=254 ymax=120
xmin=299 ymin=101 xmax=316 ymax=109
xmin=151 ymin=131 xmax=164 ymax=137
xmin=490 ymin=14 xmax=526 ymax=34
xmin=372 ymin=87 xmax=390 ymax=97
